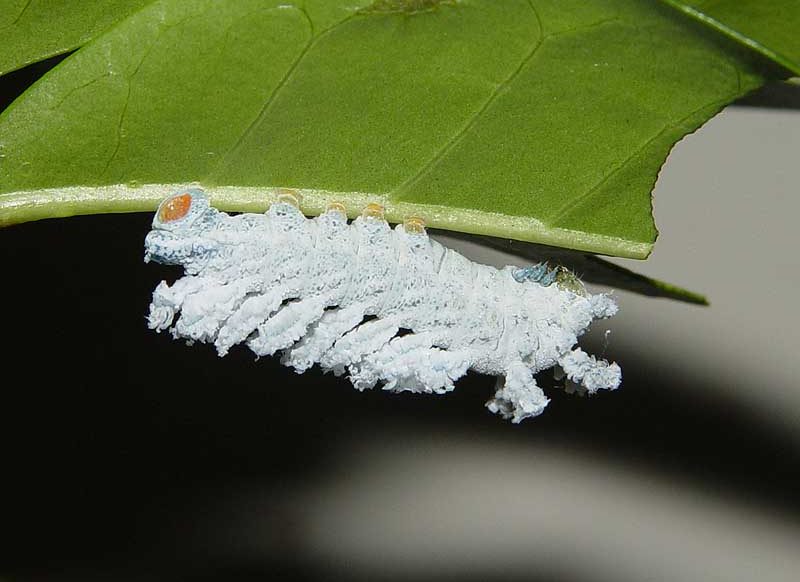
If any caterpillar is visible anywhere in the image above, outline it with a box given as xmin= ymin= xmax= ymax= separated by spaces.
xmin=144 ymin=188 xmax=621 ymax=422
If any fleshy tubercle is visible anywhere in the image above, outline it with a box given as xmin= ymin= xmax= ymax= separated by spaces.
xmin=362 ymin=203 xmax=385 ymax=221
xmin=277 ymin=189 xmax=301 ymax=208
xmin=326 ymin=201 xmax=347 ymax=217
xmin=403 ymin=216 xmax=426 ymax=235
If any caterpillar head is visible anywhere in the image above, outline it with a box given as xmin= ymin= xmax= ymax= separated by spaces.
xmin=144 ymin=188 xmax=220 ymax=270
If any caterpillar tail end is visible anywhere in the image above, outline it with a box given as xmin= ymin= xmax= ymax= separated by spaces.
xmin=558 ymin=348 xmax=621 ymax=394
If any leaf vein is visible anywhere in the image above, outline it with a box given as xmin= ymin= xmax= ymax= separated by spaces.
xmin=100 ymin=13 xmax=202 ymax=178
xmin=210 ymin=7 xmax=359 ymax=176
xmin=547 ymin=93 xmax=740 ymax=223
xmin=390 ymin=14 xmax=629 ymax=198
xmin=389 ymin=0 xmax=543 ymax=197
xmin=101 ymin=80 xmax=131 ymax=178
xmin=4 ymin=0 xmax=32 ymax=29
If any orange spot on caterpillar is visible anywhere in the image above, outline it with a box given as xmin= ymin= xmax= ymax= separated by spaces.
xmin=158 ymin=192 xmax=193 ymax=223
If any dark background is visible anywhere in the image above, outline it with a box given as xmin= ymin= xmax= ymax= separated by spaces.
xmin=2 ymin=56 xmax=799 ymax=582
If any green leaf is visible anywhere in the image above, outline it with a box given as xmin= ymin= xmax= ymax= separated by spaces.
xmin=660 ymin=0 xmax=800 ymax=76
xmin=0 ymin=0 xmax=776 ymax=259
xmin=0 ymin=0 xmax=152 ymax=75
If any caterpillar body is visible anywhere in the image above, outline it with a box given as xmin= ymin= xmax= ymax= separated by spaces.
xmin=145 ymin=188 xmax=621 ymax=423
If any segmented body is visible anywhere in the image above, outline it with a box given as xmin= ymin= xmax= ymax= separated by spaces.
xmin=145 ymin=189 xmax=621 ymax=422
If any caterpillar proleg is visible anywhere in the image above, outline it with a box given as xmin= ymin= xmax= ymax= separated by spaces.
xmin=145 ymin=188 xmax=621 ymax=422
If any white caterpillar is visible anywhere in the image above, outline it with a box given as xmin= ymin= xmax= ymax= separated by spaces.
xmin=144 ymin=188 xmax=621 ymax=422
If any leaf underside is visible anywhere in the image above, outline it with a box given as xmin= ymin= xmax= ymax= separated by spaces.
xmin=0 ymin=0 xmax=781 ymax=257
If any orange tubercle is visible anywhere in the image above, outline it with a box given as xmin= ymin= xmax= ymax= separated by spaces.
xmin=403 ymin=216 xmax=426 ymax=234
xmin=361 ymin=203 xmax=385 ymax=221
xmin=158 ymin=192 xmax=193 ymax=223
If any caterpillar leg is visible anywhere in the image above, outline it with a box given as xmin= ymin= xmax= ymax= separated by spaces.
xmin=348 ymin=333 xmax=470 ymax=394
xmin=171 ymin=281 xmax=255 ymax=344
xmin=281 ymin=304 xmax=366 ymax=373
xmin=557 ymin=348 xmax=621 ymax=393
xmin=319 ymin=318 xmax=400 ymax=374
xmin=148 ymin=276 xmax=213 ymax=332
xmin=486 ymin=361 xmax=549 ymax=423
xmin=246 ymin=297 xmax=328 ymax=357
xmin=214 ymin=288 xmax=287 ymax=356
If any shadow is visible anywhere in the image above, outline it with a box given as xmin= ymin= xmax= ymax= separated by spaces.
xmin=0 ymin=52 xmax=71 ymax=113
xmin=734 ymin=80 xmax=800 ymax=110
